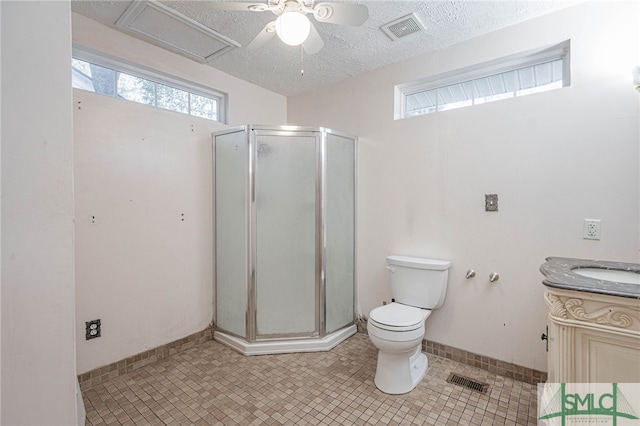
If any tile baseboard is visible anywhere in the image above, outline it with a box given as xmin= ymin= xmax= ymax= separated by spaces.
xmin=422 ymin=339 xmax=547 ymax=385
xmin=79 ymin=323 xmax=546 ymax=390
xmin=355 ymin=326 xmax=547 ymax=385
xmin=78 ymin=325 xmax=214 ymax=390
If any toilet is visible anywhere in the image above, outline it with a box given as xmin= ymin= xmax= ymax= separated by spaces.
xmin=368 ymin=255 xmax=451 ymax=394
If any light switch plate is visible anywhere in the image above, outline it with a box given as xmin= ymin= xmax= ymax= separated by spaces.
xmin=485 ymin=194 xmax=498 ymax=212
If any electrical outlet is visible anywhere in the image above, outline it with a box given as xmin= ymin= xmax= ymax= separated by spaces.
xmin=583 ymin=219 xmax=601 ymax=240
xmin=85 ymin=319 xmax=101 ymax=340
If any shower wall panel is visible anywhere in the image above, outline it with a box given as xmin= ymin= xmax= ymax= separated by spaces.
xmin=215 ymin=130 xmax=248 ymax=338
xmin=325 ymin=133 xmax=356 ymax=334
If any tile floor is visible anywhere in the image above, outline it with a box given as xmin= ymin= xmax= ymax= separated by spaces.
xmin=83 ymin=333 xmax=540 ymax=425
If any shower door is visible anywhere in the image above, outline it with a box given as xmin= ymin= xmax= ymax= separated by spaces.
xmin=253 ymin=130 xmax=318 ymax=338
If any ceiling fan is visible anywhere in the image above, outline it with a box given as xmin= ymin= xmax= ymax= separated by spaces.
xmin=207 ymin=0 xmax=369 ymax=54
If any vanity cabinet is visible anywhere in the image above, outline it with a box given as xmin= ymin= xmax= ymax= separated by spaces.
xmin=545 ymin=287 xmax=640 ymax=383
xmin=541 ymin=257 xmax=640 ymax=384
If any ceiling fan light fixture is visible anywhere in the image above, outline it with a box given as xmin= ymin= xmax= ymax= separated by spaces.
xmin=275 ymin=11 xmax=311 ymax=46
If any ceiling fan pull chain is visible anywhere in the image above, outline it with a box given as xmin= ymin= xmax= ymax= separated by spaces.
xmin=300 ymin=44 xmax=305 ymax=76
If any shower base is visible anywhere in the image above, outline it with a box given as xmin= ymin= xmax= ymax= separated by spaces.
xmin=214 ymin=325 xmax=357 ymax=356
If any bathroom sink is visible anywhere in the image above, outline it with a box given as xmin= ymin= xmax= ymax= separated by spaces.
xmin=541 ymin=257 xmax=640 ymax=299
xmin=572 ymin=267 xmax=640 ymax=285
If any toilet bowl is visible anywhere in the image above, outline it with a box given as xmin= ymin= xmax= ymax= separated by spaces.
xmin=368 ymin=255 xmax=450 ymax=394
xmin=368 ymin=303 xmax=432 ymax=394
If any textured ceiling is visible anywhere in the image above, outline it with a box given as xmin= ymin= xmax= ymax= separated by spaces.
xmin=71 ymin=0 xmax=580 ymax=96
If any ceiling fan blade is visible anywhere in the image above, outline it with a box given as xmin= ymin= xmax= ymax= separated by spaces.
xmin=203 ymin=2 xmax=270 ymax=12
xmin=313 ymin=2 xmax=368 ymax=26
xmin=247 ymin=21 xmax=276 ymax=49
xmin=303 ymin=21 xmax=324 ymax=55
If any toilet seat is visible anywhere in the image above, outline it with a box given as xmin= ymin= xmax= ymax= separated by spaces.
xmin=369 ymin=303 xmax=430 ymax=332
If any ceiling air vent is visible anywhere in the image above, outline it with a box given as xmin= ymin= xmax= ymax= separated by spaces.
xmin=116 ymin=0 xmax=240 ymax=63
xmin=381 ymin=13 xmax=425 ymax=41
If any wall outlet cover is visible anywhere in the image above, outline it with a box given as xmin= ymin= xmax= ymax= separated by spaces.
xmin=86 ymin=319 xmax=101 ymax=340
xmin=583 ymin=219 xmax=601 ymax=240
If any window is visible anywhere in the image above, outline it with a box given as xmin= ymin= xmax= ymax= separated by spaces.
xmin=395 ymin=41 xmax=570 ymax=119
xmin=72 ymin=47 xmax=226 ymax=123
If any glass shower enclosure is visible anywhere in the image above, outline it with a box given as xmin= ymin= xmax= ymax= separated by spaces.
xmin=213 ymin=125 xmax=357 ymax=355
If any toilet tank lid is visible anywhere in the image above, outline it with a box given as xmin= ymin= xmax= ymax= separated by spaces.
xmin=387 ymin=255 xmax=450 ymax=270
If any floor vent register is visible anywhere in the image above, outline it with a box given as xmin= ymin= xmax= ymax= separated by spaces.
xmin=446 ymin=372 xmax=490 ymax=394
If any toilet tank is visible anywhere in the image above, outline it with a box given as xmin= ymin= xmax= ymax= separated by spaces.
xmin=386 ymin=255 xmax=451 ymax=309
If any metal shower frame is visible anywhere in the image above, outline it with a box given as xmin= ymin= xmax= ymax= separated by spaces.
xmin=212 ymin=124 xmax=358 ymax=347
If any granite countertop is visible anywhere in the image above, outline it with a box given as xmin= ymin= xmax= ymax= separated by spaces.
xmin=540 ymin=257 xmax=640 ymax=299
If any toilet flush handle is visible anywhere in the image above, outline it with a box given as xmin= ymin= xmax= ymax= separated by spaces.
xmin=386 ymin=265 xmax=395 ymax=273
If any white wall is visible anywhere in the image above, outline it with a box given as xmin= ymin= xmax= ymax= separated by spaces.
xmin=1 ymin=1 xmax=79 ymax=424
xmin=288 ymin=1 xmax=640 ymax=372
xmin=73 ymin=15 xmax=287 ymax=373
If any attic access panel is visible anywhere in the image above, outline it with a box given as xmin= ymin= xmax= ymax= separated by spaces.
xmin=116 ymin=0 xmax=240 ymax=63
